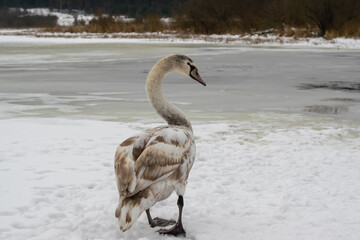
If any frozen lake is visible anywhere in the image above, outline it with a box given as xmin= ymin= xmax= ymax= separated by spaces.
xmin=1 ymin=40 xmax=360 ymax=240
xmin=1 ymin=41 xmax=360 ymax=121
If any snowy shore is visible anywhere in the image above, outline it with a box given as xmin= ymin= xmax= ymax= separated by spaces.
xmin=2 ymin=7 xmax=360 ymax=48
xmin=1 ymin=114 xmax=360 ymax=240
xmin=1 ymin=29 xmax=360 ymax=49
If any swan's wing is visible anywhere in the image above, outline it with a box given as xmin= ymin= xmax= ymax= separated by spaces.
xmin=114 ymin=131 xmax=152 ymax=196
xmin=115 ymin=126 xmax=195 ymax=197
xmin=133 ymin=126 xmax=194 ymax=194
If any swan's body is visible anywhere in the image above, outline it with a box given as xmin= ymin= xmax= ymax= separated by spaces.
xmin=114 ymin=54 xmax=205 ymax=236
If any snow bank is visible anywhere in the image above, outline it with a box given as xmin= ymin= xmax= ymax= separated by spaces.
xmin=1 ymin=29 xmax=360 ymax=49
xmin=0 ymin=34 xmax=158 ymax=45
xmin=26 ymin=8 xmax=94 ymax=26
xmin=25 ymin=8 xmax=136 ymax=26
xmin=1 ymin=113 xmax=360 ymax=240
xmin=25 ymin=8 xmax=169 ymax=26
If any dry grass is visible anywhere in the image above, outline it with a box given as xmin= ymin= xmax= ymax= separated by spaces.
xmin=3 ymin=8 xmax=358 ymax=39
xmin=16 ymin=9 xmax=359 ymax=41
xmin=55 ymin=18 xmax=359 ymax=38
xmin=338 ymin=19 xmax=360 ymax=38
xmin=279 ymin=25 xmax=320 ymax=39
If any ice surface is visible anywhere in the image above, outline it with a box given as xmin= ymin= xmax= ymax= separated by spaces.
xmin=1 ymin=40 xmax=360 ymax=121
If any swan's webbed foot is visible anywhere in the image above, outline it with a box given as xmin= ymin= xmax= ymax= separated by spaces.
xmin=146 ymin=209 xmax=176 ymax=228
xmin=158 ymin=222 xmax=186 ymax=237
xmin=153 ymin=217 xmax=176 ymax=227
xmin=158 ymin=196 xmax=186 ymax=237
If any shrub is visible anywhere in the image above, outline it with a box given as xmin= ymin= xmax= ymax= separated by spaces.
xmin=143 ymin=13 xmax=165 ymax=32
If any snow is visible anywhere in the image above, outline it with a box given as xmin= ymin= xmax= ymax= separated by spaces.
xmin=25 ymin=8 xmax=171 ymax=26
xmin=26 ymin=8 xmax=94 ymax=26
xmin=1 ymin=113 xmax=360 ymax=240
xmin=1 ymin=29 xmax=360 ymax=49
xmin=113 ymin=15 xmax=135 ymax=23
xmin=25 ymin=8 xmax=134 ymax=26
xmin=0 ymin=34 xmax=151 ymax=45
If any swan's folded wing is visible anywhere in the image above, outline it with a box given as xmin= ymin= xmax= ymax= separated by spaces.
xmin=115 ymin=137 xmax=137 ymax=196
xmin=114 ymin=131 xmax=153 ymax=196
xmin=133 ymin=127 xmax=193 ymax=194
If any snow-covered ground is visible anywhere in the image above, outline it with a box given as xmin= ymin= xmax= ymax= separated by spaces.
xmin=1 ymin=29 xmax=360 ymax=49
xmin=24 ymin=8 xmax=94 ymax=26
xmin=25 ymin=8 xmax=169 ymax=26
xmin=1 ymin=114 xmax=360 ymax=240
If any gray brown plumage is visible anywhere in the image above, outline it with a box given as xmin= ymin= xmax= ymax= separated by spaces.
xmin=114 ymin=54 xmax=206 ymax=235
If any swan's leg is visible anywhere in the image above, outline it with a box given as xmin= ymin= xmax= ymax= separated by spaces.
xmin=146 ymin=209 xmax=176 ymax=228
xmin=146 ymin=209 xmax=155 ymax=227
xmin=158 ymin=196 xmax=186 ymax=237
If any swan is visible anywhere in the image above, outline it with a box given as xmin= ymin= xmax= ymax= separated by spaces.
xmin=114 ymin=54 xmax=206 ymax=236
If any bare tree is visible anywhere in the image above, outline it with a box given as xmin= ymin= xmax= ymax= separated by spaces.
xmin=304 ymin=0 xmax=335 ymax=36
xmin=304 ymin=0 xmax=360 ymax=36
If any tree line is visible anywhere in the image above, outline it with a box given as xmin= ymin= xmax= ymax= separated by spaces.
xmin=174 ymin=0 xmax=360 ymax=37
xmin=1 ymin=0 xmax=360 ymax=37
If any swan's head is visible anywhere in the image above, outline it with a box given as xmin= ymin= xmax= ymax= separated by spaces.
xmin=171 ymin=54 xmax=206 ymax=86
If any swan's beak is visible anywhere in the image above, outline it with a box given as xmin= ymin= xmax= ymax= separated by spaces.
xmin=190 ymin=68 xmax=206 ymax=86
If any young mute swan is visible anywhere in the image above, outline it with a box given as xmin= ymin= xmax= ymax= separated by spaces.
xmin=114 ymin=54 xmax=206 ymax=236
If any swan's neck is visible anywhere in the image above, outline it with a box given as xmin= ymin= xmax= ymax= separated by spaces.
xmin=146 ymin=58 xmax=192 ymax=130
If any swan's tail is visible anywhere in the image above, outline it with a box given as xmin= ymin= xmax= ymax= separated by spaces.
xmin=115 ymin=188 xmax=156 ymax=232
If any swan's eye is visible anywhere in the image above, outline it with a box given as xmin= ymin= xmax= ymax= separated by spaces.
xmin=187 ymin=62 xmax=191 ymax=66
xmin=188 ymin=63 xmax=196 ymax=71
